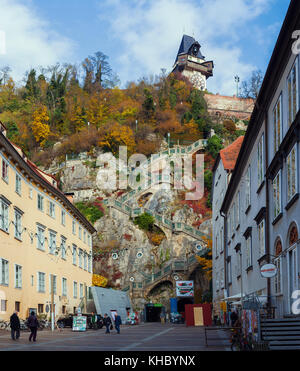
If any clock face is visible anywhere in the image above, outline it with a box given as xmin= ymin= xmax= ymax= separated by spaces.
xmin=190 ymin=73 xmax=206 ymax=90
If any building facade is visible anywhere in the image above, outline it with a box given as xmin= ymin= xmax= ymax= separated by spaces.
xmin=0 ymin=122 xmax=96 ymax=321
xmin=215 ymin=1 xmax=300 ymax=318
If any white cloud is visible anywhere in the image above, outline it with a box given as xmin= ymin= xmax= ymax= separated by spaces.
xmin=98 ymin=0 xmax=273 ymax=95
xmin=0 ymin=0 xmax=74 ymax=84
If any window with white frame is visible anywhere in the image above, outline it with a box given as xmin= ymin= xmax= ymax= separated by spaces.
xmin=37 ymin=194 xmax=44 ymax=212
xmin=37 ymin=272 xmax=45 ymax=293
xmin=258 ymin=134 xmax=264 ymax=186
xmin=37 ymin=225 xmax=45 ymax=251
xmin=1 ymin=299 xmax=7 ymax=312
xmin=15 ymin=174 xmax=21 ymax=195
xmin=88 ymin=255 xmax=92 ymax=273
xmin=15 ymin=265 xmax=22 ymax=288
xmin=273 ymin=95 xmax=282 ymax=154
xmin=287 ymin=58 xmax=299 ymax=127
xmin=287 ymin=144 xmax=298 ymax=202
xmin=227 ymin=259 xmax=232 ymax=284
xmin=62 ymin=278 xmax=67 ymax=296
xmin=79 ymin=249 xmax=83 ymax=268
xmin=0 ymin=198 xmax=9 ymax=233
xmin=48 ymin=201 xmax=55 ymax=218
xmin=2 ymin=159 xmax=8 ymax=182
xmin=49 ymin=274 xmax=57 ymax=294
xmin=84 ymin=231 xmax=86 ymax=244
xmin=84 ymin=253 xmax=87 ymax=271
xmin=245 ymin=236 xmax=252 ymax=268
xmin=29 ymin=188 xmax=33 ymax=199
xmin=72 ymin=245 xmax=77 ymax=265
xmin=236 ymin=252 xmax=241 ymax=277
xmin=14 ymin=209 xmax=22 ymax=240
xmin=258 ymin=220 xmax=265 ymax=257
xmin=274 ymin=257 xmax=282 ymax=294
xmin=79 ymin=283 xmax=84 ymax=299
xmin=49 ymin=231 xmax=57 ymax=255
xmin=72 ymin=221 xmax=76 ymax=235
xmin=273 ymin=171 xmax=282 ymax=220
xmin=245 ymin=166 xmax=251 ymax=209
xmin=0 ymin=259 xmax=9 ymax=285
xmin=79 ymin=226 xmax=82 ymax=240
xmin=73 ymin=282 xmax=78 ymax=298
xmin=61 ymin=210 xmax=66 ymax=226
xmin=220 ymin=268 xmax=224 ymax=288
xmin=61 ymin=236 xmax=66 ymax=260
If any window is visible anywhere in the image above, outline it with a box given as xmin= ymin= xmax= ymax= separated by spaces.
xmin=84 ymin=253 xmax=87 ymax=271
xmin=38 ymin=272 xmax=45 ymax=293
xmin=37 ymin=225 xmax=45 ymax=251
xmin=0 ymin=259 xmax=9 ymax=285
xmin=80 ymin=283 xmax=84 ymax=299
xmin=14 ymin=209 xmax=22 ymax=240
xmin=273 ymin=171 xmax=282 ymax=219
xmin=61 ymin=236 xmax=66 ymax=260
xmin=258 ymin=220 xmax=265 ymax=257
xmin=258 ymin=134 xmax=264 ymax=186
xmin=79 ymin=226 xmax=82 ymax=240
xmin=245 ymin=166 xmax=251 ymax=209
xmin=88 ymin=235 xmax=91 ymax=248
xmin=245 ymin=236 xmax=252 ymax=268
xmin=287 ymin=58 xmax=299 ymax=127
xmin=274 ymin=257 xmax=282 ymax=294
xmin=62 ymin=278 xmax=67 ymax=297
xmin=227 ymin=259 xmax=232 ymax=284
xmin=1 ymin=300 xmax=7 ymax=312
xmin=273 ymin=95 xmax=282 ymax=154
xmin=84 ymin=231 xmax=86 ymax=244
xmin=49 ymin=274 xmax=57 ymax=295
xmin=287 ymin=145 xmax=298 ymax=202
xmin=88 ymin=255 xmax=92 ymax=273
xmin=61 ymin=210 xmax=66 ymax=226
xmin=72 ymin=245 xmax=77 ymax=265
xmin=29 ymin=188 xmax=33 ymax=199
xmin=37 ymin=194 xmax=44 ymax=212
xmin=49 ymin=231 xmax=57 ymax=255
xmin=38 ymin=304 xmax=44 ymax=314
xmin=15 ymin=301 xmax=20 ymax=312
xmin=2 ymin=159 xmax=8 ymax=182
xmin=15 ymin=265 xmax=22 ymax=288
xmin=15 ymin=174 xmax=21 ymax=195
xmin=72 ymin=221 xmax=76 ymax=235
xmin=48 ymin=201 xmax=55 ymax=218
xmin=0 ymin=198 xmax=9 ymax=233
xmin=79 ymin=249 xmax=83 ymax=268
xmin=73 ymin=282 xmax=78 ymax=298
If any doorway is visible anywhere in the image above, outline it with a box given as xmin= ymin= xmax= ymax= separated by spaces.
xmin=288 ymin=247 xmax=298 ymax=314
xmin=177 ymin=298 xmax=194 ymax=313
xmin=145 ymin=305 xmax=164 ymax=322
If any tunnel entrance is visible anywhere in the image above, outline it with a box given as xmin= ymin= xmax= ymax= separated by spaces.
xmin=145 ymin=304 xmax=165 ymax=322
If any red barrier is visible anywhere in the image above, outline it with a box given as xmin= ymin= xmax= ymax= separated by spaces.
xmin=185 ymin=304 xmax=212 ymax=327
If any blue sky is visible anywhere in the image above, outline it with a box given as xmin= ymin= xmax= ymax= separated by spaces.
xmin=0 ymin=0 xmax=291 ymax=95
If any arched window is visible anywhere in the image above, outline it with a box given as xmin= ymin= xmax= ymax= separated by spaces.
xmin=275 ymin=238 xmax=282 ymax=256
xmin=289 ymin=224 xmax=299 ymax=246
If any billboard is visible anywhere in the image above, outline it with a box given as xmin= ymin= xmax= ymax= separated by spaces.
xmin=176 ymin=281 xmax=194 ymax=297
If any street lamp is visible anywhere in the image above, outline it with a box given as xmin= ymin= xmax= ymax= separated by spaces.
xmin=135 ymin=120 xmax=138 ymax=133
xmin=167 ymin=133 xmax=170 ymax=148
xmin=234 ymin=75 xmax=240 ymax=97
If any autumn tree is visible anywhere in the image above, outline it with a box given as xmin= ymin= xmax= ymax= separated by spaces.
xmin=31 ymin=106 xmax=51 ymax=147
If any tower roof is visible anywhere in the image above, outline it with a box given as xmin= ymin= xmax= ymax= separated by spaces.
xmin=175 ymin=35 xmax=205 ymax=64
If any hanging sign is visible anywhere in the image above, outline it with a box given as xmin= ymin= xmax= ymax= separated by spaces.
xmin=260 ymin=264 xmax=277 ymax=278
xmin=176 ymin=281 xmax=194 ymax=297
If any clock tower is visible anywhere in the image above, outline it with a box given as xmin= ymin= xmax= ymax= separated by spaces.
xmin=172 ymin=35 xmax=214 ymax=90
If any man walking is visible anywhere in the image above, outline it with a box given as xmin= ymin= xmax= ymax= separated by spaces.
xmin=103 ymin=313 xmax=112 ymax=334
xmin=91 ymin=312 xmax=97 ymax=330
xmin=114 ymin=312 xmax=122 ymax=334
xmin=10 ymin=311 xmax=20 ymax=340
xmin=27 ymin=311 xmax=39 ymax=342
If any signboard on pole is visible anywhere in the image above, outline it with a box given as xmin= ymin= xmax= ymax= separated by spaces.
xmin=72 ymin=316 xmax=87 ymax=332
xmin=260 ymin=264 xmax=277 ymax=278
xmin=176 ymin=281 xmax=194 ymax=297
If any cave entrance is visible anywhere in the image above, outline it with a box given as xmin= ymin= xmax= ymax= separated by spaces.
xmin=145 ymin=304 xmax=165 ymax=322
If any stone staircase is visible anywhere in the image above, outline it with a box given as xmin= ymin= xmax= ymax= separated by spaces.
xmin=261 ymin=318 xmax=300 ymax=350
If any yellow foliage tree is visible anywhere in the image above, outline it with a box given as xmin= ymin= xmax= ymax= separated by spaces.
xmin=99 ymin=122 xmax=136 ymax=155
xmin=31 ymin=106 xmax=51 ymax=147
xmin=195 ymin=235 xmax=212 ymax=279
xmin=92 ymin=274 xmax=108 ymax=288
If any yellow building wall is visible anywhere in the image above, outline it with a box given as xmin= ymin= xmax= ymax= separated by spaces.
xmin=0 ymin=150 xmax=93 ymax=321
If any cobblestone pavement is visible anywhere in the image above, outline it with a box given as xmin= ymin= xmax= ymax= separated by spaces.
xmin=0 ymin=323 xmax=231 ymax=351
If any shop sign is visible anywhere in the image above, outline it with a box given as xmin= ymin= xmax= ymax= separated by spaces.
xmin=260 ymin=264 xmax=277 ymax=278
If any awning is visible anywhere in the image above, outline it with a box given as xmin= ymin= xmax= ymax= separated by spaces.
xmin=222 ymin=293 xmax=244 ymax=302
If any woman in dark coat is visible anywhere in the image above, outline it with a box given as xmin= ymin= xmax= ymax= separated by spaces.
xmin=10 ymin=311 xmax=20 ymax=340
xmin=103 ymin=313 xmax=112 ymax=334
xmin=27 ymin=311 xmax=39 ymax=342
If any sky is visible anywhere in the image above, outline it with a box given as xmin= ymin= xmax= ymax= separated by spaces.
xmin=0 ymin=0 xmax=291 ymax=95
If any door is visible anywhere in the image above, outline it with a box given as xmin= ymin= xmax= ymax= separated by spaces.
xmin=193 ymin=307 xmax=204 ymax=326
xmin=288 ymin=247 xmax=298 ymax=314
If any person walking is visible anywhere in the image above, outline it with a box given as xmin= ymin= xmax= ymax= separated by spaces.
xmin=160 ymin=311 xmax=165 ymax=324
xmin=10 ymin=311 xmax=20 ymax=341
xmin=103 ymin=313 xmax=112 ymax=334
xmin=230 ymin=309 xmax=238 ymax=327
xmin=91 ymin=312 xmax=97 ymax=330
xmin=114 ymin=312 xmax=122 ymax=334
xmin=27 ymin=311 xmax=39 ymax=342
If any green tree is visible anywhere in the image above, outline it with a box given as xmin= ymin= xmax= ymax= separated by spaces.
xmin=206 ymin=135 xmax=223 ymax=158
xmin=134 ymin=213 xmax=155 ymax=231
